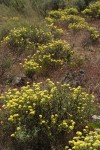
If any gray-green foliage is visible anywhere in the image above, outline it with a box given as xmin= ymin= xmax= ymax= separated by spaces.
xmin=0 ymin=0 xmax=35 ymax=15
xmin=65 ymin=0 xmax=95 ymax=11
xmin=0 ymin=0 xmax=67 ymax=16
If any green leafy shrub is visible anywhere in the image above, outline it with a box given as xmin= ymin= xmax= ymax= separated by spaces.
xmin=3 ymin=26 xmax=54 ymax=51
xmin=23 ymin=40 xmax=73 ymax=77
xmin=65 ymin=130 xmax=100 ymax=150
xmin=64 ymin=0 xmax=93 ymax=11
xmin=82 ymin=1 xmax=100 ymax=19
xmin=49 ymin=0 xmax=66 ymax=10
xmin=0 ymin=80 xmax=95 ymax=149
xmin=65 ymin=0 xmax=93 ymax=11
xmin=84 ymin=0 xmax=93 ymax=6
xmin=73 ymin=0 xmax=86 ymax=11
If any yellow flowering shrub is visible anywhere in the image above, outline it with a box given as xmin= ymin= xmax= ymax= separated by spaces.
xmin=68 ymin=21 xmax=88 ymax=31
xmin=87 ymin=27 xmax=100 ymax=42
xmin=0 ymin=80 xmax=95 ymax=149
xmin=63 ymin=8 xmax=79 ymax=15
xmin=69 ymin=21 xmax=100 ymax=41
xmin=82 ymin=1 xmax=100 ymax=19
xmin=47 ymin=10 xmax=85 ymax=32
xmin=47 ymin=8 xmax=84 ymax=28
xmin=65 ymin=130 xmax=100 ymax=150
xmin=60 ymin=15 xmax=85 ymax=25
xmin=23 ymin=40 xmax=73 ymax=77
xmin=46 ymin=8 xmax=100 ymax=42
xmin=3 ymin=26 xmax=54 ymax=51
xmin=48 ymin=8 xmax=78 ymax=20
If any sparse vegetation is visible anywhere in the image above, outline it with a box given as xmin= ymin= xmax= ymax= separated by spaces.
xmin=0 ymin=0 xmax=100 ymax=150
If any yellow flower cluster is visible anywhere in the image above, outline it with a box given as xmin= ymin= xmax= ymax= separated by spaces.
xmin=59 ymin=119 xmax=75 ymax=131
xmin=65 ymin=130 xmax=100 ymax=150
xmin=46 ymin=23 xmax=64 ymax=38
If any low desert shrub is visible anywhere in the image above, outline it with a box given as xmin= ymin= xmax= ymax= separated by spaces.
xmin=47 ymin=9 xmax=90 ymax=35
xmin=47 ymin=12 xmax=100 ymax=51
xmin=60 ymin=15 xmax=87 ymax=31
xmin=87 ymin=27 xmax=100 ymax=42
xmin=47 ymin=9 xmax=100 ymax=42
xmin=0 ymin=79 xmax=95 ymax=149
xmin=3 ymin=26 xmax=54 ymax=51
xmin=65 ymin=17 xmax=100 ymax=42
xmin=47 ymin=9 xmax=86 ymax=29
xmin=48 ymin=8 xmax=79 ymax=20
xmin=23 ymin=40 xmax=73 ymax=77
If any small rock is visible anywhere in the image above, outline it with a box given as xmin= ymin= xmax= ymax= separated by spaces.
xmin=79 ymin=69 xmax=85 ymax=74
xmin=92 ymin=115 xmax=100 ymax=120
xmin=12 ymin=76 xmax=27 ymax=87
xmin=62 ymin=69 xmax=86 ymax=87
